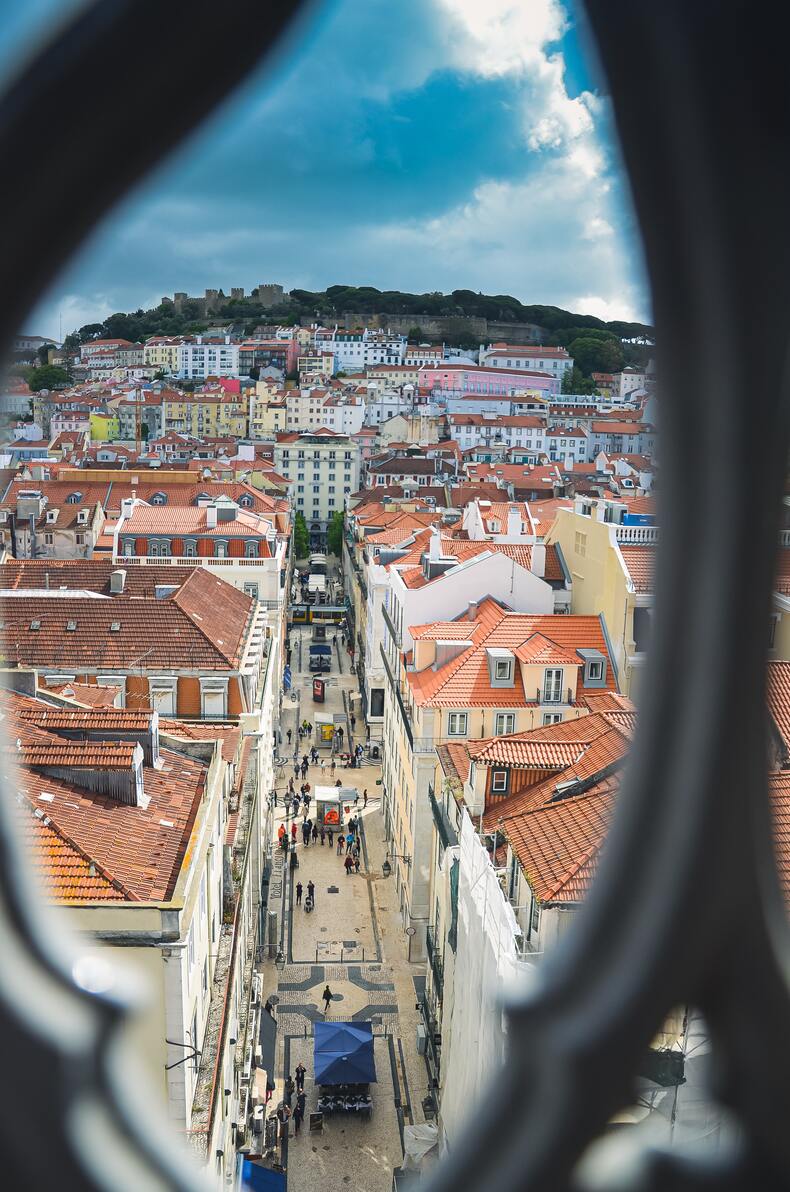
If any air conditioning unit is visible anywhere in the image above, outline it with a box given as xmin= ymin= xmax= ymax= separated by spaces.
xmin=416 ymin=1024 xmax=427 ymax=1055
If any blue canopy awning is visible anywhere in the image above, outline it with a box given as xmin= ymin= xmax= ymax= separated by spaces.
xmin=242 ymin=1160 xmax=286 ymax=1191
xmin=314 ymin=1020 xmax=377 ymax=1085
xmin=309 ymin=643 xmax=332 ymax=656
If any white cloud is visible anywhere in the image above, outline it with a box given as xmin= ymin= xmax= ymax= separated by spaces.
xmin=573 ymin=294 xmax=639 ymax=322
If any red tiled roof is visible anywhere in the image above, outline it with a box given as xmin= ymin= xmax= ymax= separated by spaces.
xmin=619 ymin=545 xmax=655 ymax=593
xmin=406 ymin=600 xmax=616 ymax=708
xmin=19 ymin=741 xmax=138 ymax=768
xmin=503 ymin=782 xmax=616 ymax=903
xmin=767 ymin=661 xmax=790 ymax=756
xmin=1 ymin=567 xmax=252 ymax=671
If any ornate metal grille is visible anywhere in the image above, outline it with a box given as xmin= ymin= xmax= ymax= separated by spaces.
xmin=0 ymin=1 xmax=786 ymax=1189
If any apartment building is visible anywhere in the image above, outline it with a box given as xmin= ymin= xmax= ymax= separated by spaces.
xmin=313 ymin=328 xmax=406 ymax=372
xmin=379 ymin=595 xmax=618 ymax=955
xmin=419 ymin=362 xmax=561 ymax=399
xmin=114 ymin=495 xmax=289 ymax=605
xmin=545 ymin=496 xmax=657 ymax=696
xmin=0 ymin=488 xmax=105 ymax=559
xmin=479 ymin=344 xmax=574 ymax=375
xmin=143 ymin=336 xmax=184 ymax=373
xmin=448 ymin=413 xmax=549 ymax=456
xmin=177 ymin=337 xmax=240 ymax=380
xmin=272 ymin=430 xmax=361 ymax=546
xmin=285 ymin=388 xmax=364 ymax=435
xmin=3 ymin=686 xmax=267 ymax=1184
xmin=162 ymin=389 xmax=248 ymax=438
xmin=0 ymin=565 xmax=270 ymax=719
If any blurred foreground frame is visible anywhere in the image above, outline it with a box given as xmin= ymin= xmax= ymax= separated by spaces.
xmin=1 ymin=1 xmax=789 ymax=1190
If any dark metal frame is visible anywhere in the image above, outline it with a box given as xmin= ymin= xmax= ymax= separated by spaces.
xmin=0 ymin=0 xmax=786 ymax=1188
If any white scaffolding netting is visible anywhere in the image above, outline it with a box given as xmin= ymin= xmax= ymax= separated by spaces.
xmin=440 ymin=812 xmax=527 ymax=1148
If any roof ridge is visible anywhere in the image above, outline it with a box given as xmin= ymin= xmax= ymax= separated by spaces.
xmin=540 ymin=843 xmax=603 ymax=903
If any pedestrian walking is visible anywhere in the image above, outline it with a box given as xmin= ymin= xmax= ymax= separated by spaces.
xmin=290 ymin=848 xmax=298 ymax=873
xmin=311 ymin=823 xmax=318 ymax=844
xmin=338 ymin=726 xmax=344 ymax=744
xmin=336 ymin=834 xmax=344 ymax=856
xmin=302 ymin=822 xmax=309 ymax=846
xmin=284 ymin=1075 xmax=295 ymax=1108
xmin=296 ymin=881 xmax=303 ymax=905
xmin=302 ymin=754 xmax=308 ymax=768
xmin=344 ymin=853 xmax=353 ymax=876
xmin=350 ymin=712 xmax=356 ymax=732
xmin=354 ymin=853 xmax=360 ymax=874
xmin=307 ymin=880 xmax=315 ymax=906
xmin=341 ymin=633 xmax=346 ymax=647
xmin=297 ymin=1089 xmax=307 ymax=1115
xmin=276 ymin=1103 xmax=291 ymax=1139
xmin=291 ymin=821 xmax=297 ymax=842
xmin=321 ymin=757 xmax=326 ymax=774
xmin=353 ymin=789 xmax=359 ymax=807
xmin=331 ymin=759 xmax=336 ymax=777
xmin=293 ymin=762 xmax=300 ymax=780
xmin=320 ymin=826 xmax=325 ymax=846
xmin=292 ymin=796 xmax=300 ymax=818
xmin=301 ymin=762 xmax=308 ymax=780
xmin=322 ymin=984 xmax=333 ymax=1012
xmin=287 ymin=729 xmax=292 ymax=746
xmin=346 ymin=832 xmax=354 ymax=854
xmin=363 ymin=789 xmax=368 ymax=808
xmin=293 ymin=1101 xmax=304 ymax=1134
xmin=295 ymin=1062 xmax=306 ymax=1091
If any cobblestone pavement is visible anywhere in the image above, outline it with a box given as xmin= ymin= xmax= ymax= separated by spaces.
xmin=257 ymin=623 xmax=430 ymax=1191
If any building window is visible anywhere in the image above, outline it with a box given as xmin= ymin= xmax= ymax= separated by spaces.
xmin=574 ymin=531 xmax=587 ymax=556
xmin=243 ymin=582 xmax=259 ymax=599
xmin=543 ymin=668 xmax=563 ymax=703
xmin=587 ymin=660 xmax=603 ymax=681
xmin=44 ymin=533 xmax=53 ymax=545
xmin=447 ymin=712 xmax=468 ymax=737
xmin=491 ymin=769 xmax=508 ymax=793
xmin=150 ymin=677 xmax=177 ymax=715
xmin=543 ymin=712 xmax=563 ymax=725
xmin=531 ymin=899 xmax=540 ymax=935
xmin=215 ymin=541 xmax=227 ymax=558
xmin=769 ymin=615 xmax=780 ymax=650
xmin=494 ymin=660 xmax=512 ymax=682
xmin=244 ymin=541 xmax=258 ymax=558
xmin=495 ymin=712 xmax=516 ymax=735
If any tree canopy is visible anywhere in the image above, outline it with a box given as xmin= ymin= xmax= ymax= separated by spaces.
xmin=326 ymin=510 xmax=344 ymax=557
xmin=293 ymin=512 xmax=310 ymax=560
xmin=27 ymin=365 xmax=71 ymax=392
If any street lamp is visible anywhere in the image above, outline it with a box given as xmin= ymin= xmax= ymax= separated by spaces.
xmin=381 ymin=853 xmax=411 ymax=878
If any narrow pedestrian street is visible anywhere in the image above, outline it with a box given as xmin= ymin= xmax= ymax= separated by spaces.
xmin=258 ymin=620 xmax=431 ymax=1191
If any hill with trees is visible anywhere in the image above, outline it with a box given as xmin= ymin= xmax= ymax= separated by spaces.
xmin=60 ymin=286 xmax=653 ymax=380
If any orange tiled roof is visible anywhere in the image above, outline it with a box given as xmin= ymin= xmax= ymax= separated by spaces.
xmin=20 ymin=805 xmax=130 ymax=901
xmin=18 ymin=741 xmax=138 ymax=768
xmin=406 ymin=600 xmax=616 ymax=708
xmin=503 ymin=782 xmax=616 ymax=903
xmin=43 ymin=682 xmax=121 ymax=709
xmin=1 ymin=689 xmax=209 ymax=902
xmin=767 ymin=661 xmax=790 ymax=756
xmin=619 ymin=545 xmax=655 ymax=593
xmin=1 ymin=567 xmax=252 ymax=671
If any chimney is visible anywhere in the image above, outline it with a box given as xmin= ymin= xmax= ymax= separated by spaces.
xmin=120 ymin=497 xmax=135 ymax=520
xmin=206 ymin=503 xmax=218 ymax=528
xmin=564 ymin=453 xmax=574 ymax=471
xmin=110 ymin=569 xmax=126 ymax=594
xmin=506 ymin=505 xmax=522 ymax=538
xmin=530 ymin=544 xmax=546 ymax=578
xmin=429 ymin=525 xmax=441 ymax=561
xmin=467 ymin=599 xmax=479 ymax=621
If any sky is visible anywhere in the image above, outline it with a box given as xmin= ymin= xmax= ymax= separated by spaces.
xmin=3 ymin=0 xmax=649 ymax=340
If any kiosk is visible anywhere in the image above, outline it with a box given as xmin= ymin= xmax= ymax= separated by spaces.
xmin=314 ymin=785 xmax=356 ymax=828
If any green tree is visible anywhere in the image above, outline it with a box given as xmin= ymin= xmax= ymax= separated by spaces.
xmin=407 ymin=326 xmax=424 ymax=341
xmin=562 ymin=366 xmax=598 ymax=395
xmin=568 ymin=335 xmax=624 ymax=377
xmin=326 ymin=510 xmax=344 ymax=557
xmin=28 ymin=365 xmax=71 ymax=392
xmin=36 ymin=343 xmax=56 ymax=366
xmin=293 ymin=512 xmax=310 ymax=560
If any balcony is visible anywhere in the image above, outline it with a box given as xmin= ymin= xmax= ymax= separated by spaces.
xmin=429 ymin=783 xmax=459 ymax=850
xmin=382 ymin=601 xmax=402 ymax=649
xmin=380 ymin=642 xmax=414 ymax=749
xmin=425 ymin=925 xmax=444 ymax=996
xmin=613 ymin=523 xmax=659 ymax=544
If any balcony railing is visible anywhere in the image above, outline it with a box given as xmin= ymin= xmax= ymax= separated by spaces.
xmin=613 ymin=523 xmax=659 ymax=544
xmin=380 ymin=642 xmax=414 ymax=749
xmin=425 ymin=925 xmax=444 ymax=995
xmin=429 ymin=783 xmax=459 ymax=850
xmin=381 ymin=601 xmax=402 ymax=649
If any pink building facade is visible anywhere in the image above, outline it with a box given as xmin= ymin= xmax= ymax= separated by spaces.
xmin=417 ymin=362 xmax=561 ymax=399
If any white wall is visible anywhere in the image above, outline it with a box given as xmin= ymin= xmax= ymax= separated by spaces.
xmin=392 ymin=551 xmax=554 ymax=652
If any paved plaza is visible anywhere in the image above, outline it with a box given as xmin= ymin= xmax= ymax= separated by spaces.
xmin=255 ymin=622 xmax=431 ymax=1189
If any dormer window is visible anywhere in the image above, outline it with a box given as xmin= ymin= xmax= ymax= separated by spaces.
xmin=487 ymin=648 xmax=515 ymax=687
xmin=66 ymin=492 xmax=82 ymax=504
xmin=578 ymin=649 xmax=607 ymax=688
xmin=491 ymin=769 xmax=509 ymax=793
xmin=495 ymin=660 xmax=512 ymax=682
xmin=151 ymin=492 xmax=167 ymax=505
